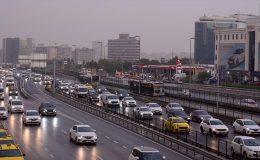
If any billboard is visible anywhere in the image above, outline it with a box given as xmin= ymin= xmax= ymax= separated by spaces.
xmin=219 ymin=43 xmax=245 ymax=71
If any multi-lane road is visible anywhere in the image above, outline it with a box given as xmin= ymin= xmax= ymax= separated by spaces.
xmin=1 ymin=78 xmax=191 ymax=160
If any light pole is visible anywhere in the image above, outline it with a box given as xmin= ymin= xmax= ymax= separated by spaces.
xmin=189 ymin=37 xmax=195 ymax=83
xmin=216 ymin=32 xmax=221 ymax=113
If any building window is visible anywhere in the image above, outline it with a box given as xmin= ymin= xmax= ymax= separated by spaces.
xmin=232 ymin=34 xmax=234 ymax=40
xmin=236 ymin=34 xmax=238 ymax=40
xmin=216 ymin=45 xmax=218 ymax=50
xmin=220 ymin=35 xmax=222 ymax=40
xmin=228 ymin=34 xmax=230 ymax=40
xmin=244 ymin=34 xmax=246 ymax=39
xmin=224 ymin=34 xmax=226 ymax=40
xmin=216 ymin=35 xmax=218 ymax=40
xmin=241 ymin=34 xmax=243 ymax=39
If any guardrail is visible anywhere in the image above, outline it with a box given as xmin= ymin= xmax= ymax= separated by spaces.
xmin=44 ymin=87 xmax=231 ymax=160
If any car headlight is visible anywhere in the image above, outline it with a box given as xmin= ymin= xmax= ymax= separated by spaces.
xmin=247 ymin=148 xmax=254 ymax=152
xmin=43 ymin=109 xmax=47 ymax=112
xmin=37 ymin=117 xmax=41 ymax=120
xmin=200 ymin=117 xmax=204 ymax=120
xmin=212 ymin=128 xmax=216 ymax=131
xmin=11 ymin=106 xmax=15 ymax=108
xmin=140 ymin=113 xmax=144 ymax=115
xmin=246 ymin=128 xmax=250 ymax=130
xmin=26 ymin=117 xmax=29 ymax=120
xmin=78 ymin=136 xmax=83 ymax=139
xmin=53 ymin=109 xmax=57 ymax=112
xmin=187 ymin=117 xmax=191 ymax=120
xmin=93 ymin=135 xmax=97 ymax=139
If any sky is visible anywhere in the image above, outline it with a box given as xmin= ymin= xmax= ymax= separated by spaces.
xmin=0 ymin=0 xmax=259 ymax=55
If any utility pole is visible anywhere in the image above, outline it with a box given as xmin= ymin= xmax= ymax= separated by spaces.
xmin=189 ymin=38 xmax=195 ymax=83
xmin=52 ymin=59 xmax=56 ymax=92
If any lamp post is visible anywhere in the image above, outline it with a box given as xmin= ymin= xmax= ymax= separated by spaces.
xmin=189 ymin=37 xmax=195 ymax=83
xmin=216 ymin=32 xmax=221 ymax=114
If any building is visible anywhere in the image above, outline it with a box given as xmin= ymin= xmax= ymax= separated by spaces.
xmin=57 ymin=44 xmax=72 ymax=60
xmin=107 ymin=34 xmax=140 ymax=62
xmin=92 ymin=41 xmax=103 ymax=62
xmin=194 ymin=14 xmax=256 ymax=65
xmin=31 ymin=44 xmax=48 ymax=68
xmin=47 ymin=46 xmax=58 ymax=60
xmin=2 ymin=38 xmax=20 ymax=65
xmin=73 ymin=48 xmax=95 ymax=65
xmin=19 ymin=38 xmax=33 ymax=56
xmin=214 ymin=16 xmax=260 ymax=81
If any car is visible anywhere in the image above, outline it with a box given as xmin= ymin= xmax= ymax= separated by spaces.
xmin=182 ymin=89 xmax=190 ymax=96
xmin=115 ymin=89 xmax=129 ymax=100
xmin=0 ymin=144 xmax=25 ymax=159
xmin=0 ymin=136 xmax=14 ymax=145
xmin=167 ymin=109 xmax=191 ymax=123
xmin=128 ymin=146 xmax=166 ymax=160
xmin=0 ymin=86 xmax=4 ymax=100
xmin=87 ymin=90 xmax=98 ymax=102
xmin=165 ymin=102 xmax=184 ymax=112
xmin=38 ymin=102 xmax=57 ymax=116
xmin=98 ymin=91 xmax=111 ymax=102
xmin=231 ymin=136 xmax=260 ymax=159
xmin=0 ymin=129 xmax=9 ymax=139
xmin=97 ymin=87 xmax=108 ymax=94
xmin=233 ymin=119 xmax=260 ymax=135
xmin=22 ymin=110 xmax=41 ymax=125
xmin=102 ymin=94 xmax=120 ymax=107
xmin=133 ymin=106 xmax=153 ymax=120
xmin=8 ymin=86 xmax=18 ymax=96
xmin=0 ymin=107 xmax=8 ymax=119
xmin=5 ymin=77 xmax=15 ymax=87
xmin=164 ymin=117 xmax=191 ymax=133
xmin=239 ymin=99 xmax=258 ymax=108
xmin=190 ymin=110 xmax=212 ymax=122
xmin=8 ymin=99 xmax=24 ymax=113
xmin=74 ymin=85 xmax=88 ymax=98
xmin=145 ymin=103 xmax=162 ymax=115
xmin=122 ymin=97 xmax=136 ymax=107
xmin=200 ymin=118 xmax=228 ymax=136
xmin=69 ymin=124 xmax=97 ymax=144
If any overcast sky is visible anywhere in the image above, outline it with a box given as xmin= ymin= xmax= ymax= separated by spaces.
xmin=0 ymin=0 xmax=259 ymax=54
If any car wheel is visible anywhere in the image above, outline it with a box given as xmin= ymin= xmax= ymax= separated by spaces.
xmin=200 ymin=126 xmax=204 ymax=134
xmin=243 ymin=152 xmax=248 ymax=160
xmin=243 ymin=129 xmax=247 ymax=135
xmin=209 ymin=129 xmax=213 ymax=136
xmin=231 ymin=147 xmax=235 ymax=157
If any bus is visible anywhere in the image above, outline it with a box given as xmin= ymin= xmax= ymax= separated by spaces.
xmin=129 ymin=80 xmax=164 ymax=97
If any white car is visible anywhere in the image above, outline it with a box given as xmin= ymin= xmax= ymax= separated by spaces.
xmin=145 ymin=103 xmax=162 ymax=115
xmin=133 ymin=106 xmax=153 ymax=119
xmin=128 ymin=146 xmax=166 ymax=160
xmin=102 ymin=94 xmax=120 ymax=107
xmin=22 ymin=110 xmax=41 ymax=125
xmin=122 ymin=97 xmax=136 ymax=107
xmin=8 ymin=99 xmax=24 ymax=113
xmin=0 ymin=106 xmax=8 ymax=119
xmin=239 ymin=99 xmax=258 ymax=108
xmin=231 ymin=136 xmax=260 ymax=159
xmin=233 ymin=119 xmax=260 ymax=135
xmin=69 ymin=125 xmax=97 ymax=144
xmin=200 ymin=118 xmax=229 ymax=136
xmin=165 ymin=102 xmax=184 ymax=112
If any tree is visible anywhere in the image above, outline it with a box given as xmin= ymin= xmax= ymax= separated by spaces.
xmin=197 ymin=71 xmax=211 ymax=83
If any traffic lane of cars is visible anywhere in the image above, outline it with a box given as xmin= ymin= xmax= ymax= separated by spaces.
xmin=34 ymin=83 xmax=191 ymax=160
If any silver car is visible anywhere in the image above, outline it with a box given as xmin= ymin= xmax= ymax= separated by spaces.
xmin=0 ymin=106 xmax=8 ymax=119
xmin=134 ymin=106 xmax=153 ymax=119
xmin=145 ymin=103 xmax=162 ymax=115
xmin=23 ymin=110 xmax=41 ymax=125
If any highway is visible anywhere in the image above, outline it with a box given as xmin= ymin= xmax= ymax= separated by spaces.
xmin=1 ymin=78 xmax=191 ymax=160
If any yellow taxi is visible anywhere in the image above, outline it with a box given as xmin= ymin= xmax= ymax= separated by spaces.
xmin=0 ymin=129 xmax=10 ymax=139
xmin=0 ymin=144 xmax=25 ymax=160
xmin=0 ymin=136 xmax=14 ymax=145
xmin=85 ymin=84 xmax=93 ymax=89
xmin=164 ymin=117 xmax=191 ymax=133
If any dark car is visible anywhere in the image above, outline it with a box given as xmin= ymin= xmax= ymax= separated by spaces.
xmin=115 ymin=89 xmax=129 ymax=100
xmin=8 ymin=86 xmax=18 ymax=96
xmin=190 ymin=110 xmax=212 ymax=122
xmin=87 ymin=91 xmax=98 ymax=102
xmin=38 ymin=102 xmax=57 ymax=116
xmin=167 ymin=109 xmax=191 ymax=123
xmin=97 ymin=87 xmax=108 ymax=94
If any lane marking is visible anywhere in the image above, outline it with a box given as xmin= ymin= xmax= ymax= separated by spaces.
xmin=105 ymin=136 xmax=110 ymax=139
xmin=61 ymin=129 xmax=67 ymax=135
xmin=113 ymin=140 xmax=119 ymax=144
xmin=122 ymin=145 xmax=128 ymax=149
xmin=49 ymin=154 xmax=55 ymax=158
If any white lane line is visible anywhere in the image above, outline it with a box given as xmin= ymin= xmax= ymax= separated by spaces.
xmin=105 ymin=136 xmax=110 ymax=139
xmin=61 ymin=129 xmax=67 ymax=135
xmin=113 ymin=140 xmax=119 ymax=144
xmin=122 ymin=145 xmax=128 ymax=149
xmin=58 ymin=112 xmax=82 ymax=124
xmin=96 ymin=155 xmax=104 ymax=160
xmin=49 ymin=154 xmax=55 ymax=158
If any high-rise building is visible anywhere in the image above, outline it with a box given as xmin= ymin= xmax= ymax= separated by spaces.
xmin=107 ymin=34 xmax=140 ymax=62
xmin=19 ymin=38 xmax=33 ymax=55
xmin=57 ymin=44 xmax=72 ymax=60
xmin=92 ymin=41 xmax=103 ymax=62
xmin=2 ymin=38 xmax=20 ymax=64
xmin=194 ymin=14 xmax=256 ymax=65
xmin=73 ymin=48 xmax=95 ymax=64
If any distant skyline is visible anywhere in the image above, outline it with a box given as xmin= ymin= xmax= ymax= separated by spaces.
xmin=0 ymin=0 xmax=259 ymax=55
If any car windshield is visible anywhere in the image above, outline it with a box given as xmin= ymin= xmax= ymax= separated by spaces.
xmin=244 ymin=139 xmax=260 ymax=146
xmin=196 ymin=111 xmax=209 ymax=115
xmin=172 ymin=110 xmax=187 ymax=116
xmin=0 ymin=107 xmax=6 ymax=111
xmin=0 ymin=132 xmax=7 ymax=138
xmin=139 ymin=107 xmax=150 ymax=111
xmin=141 ymin=152 xmax=163 ymax=160
xmin=78 ymin=127 xmax=94 ymax=132
xmin=210 ymin=120 xmax=224 ymax=125
xmin=12 ymin=101 xmax=22 ymax=105
xmin=0 ymin=140 xmax=14 ymax=144
xmin=108 ymin=95 xmax=118 ymax=99
xmin=170 ymin=103 xmax=181 ymax=107
xmin=124 ymin=97 xmax=134 ymax=100
xmin=6 ymin=79 xmax=14 ymax=82
xmin=243 ymin=120 xmax=257 ymax=125
xmin=78 ymin=88 xmax=87 ymax=92
xmin=89 ymin=92 xmax=97 ymax=96
xmin=26 ymin=112 xmax=39 ymax=116
xmin=88 ymin=89 xmax=95 ymax=93
xmin=0 ymin=149 xmax=22 ymax=157
xmin=174 ymin=118 xmax=186 ymax=123
xmin=42 ymin=103 xmax=55 ymax=108
xmin=149 ymin=103 xmax=159 ymax=107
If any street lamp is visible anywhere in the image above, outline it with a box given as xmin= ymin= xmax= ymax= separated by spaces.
xmin=189 ymin=37 xmax=195 ymax=83
xmin=216 ymin=32 xmax=221 ymax=114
